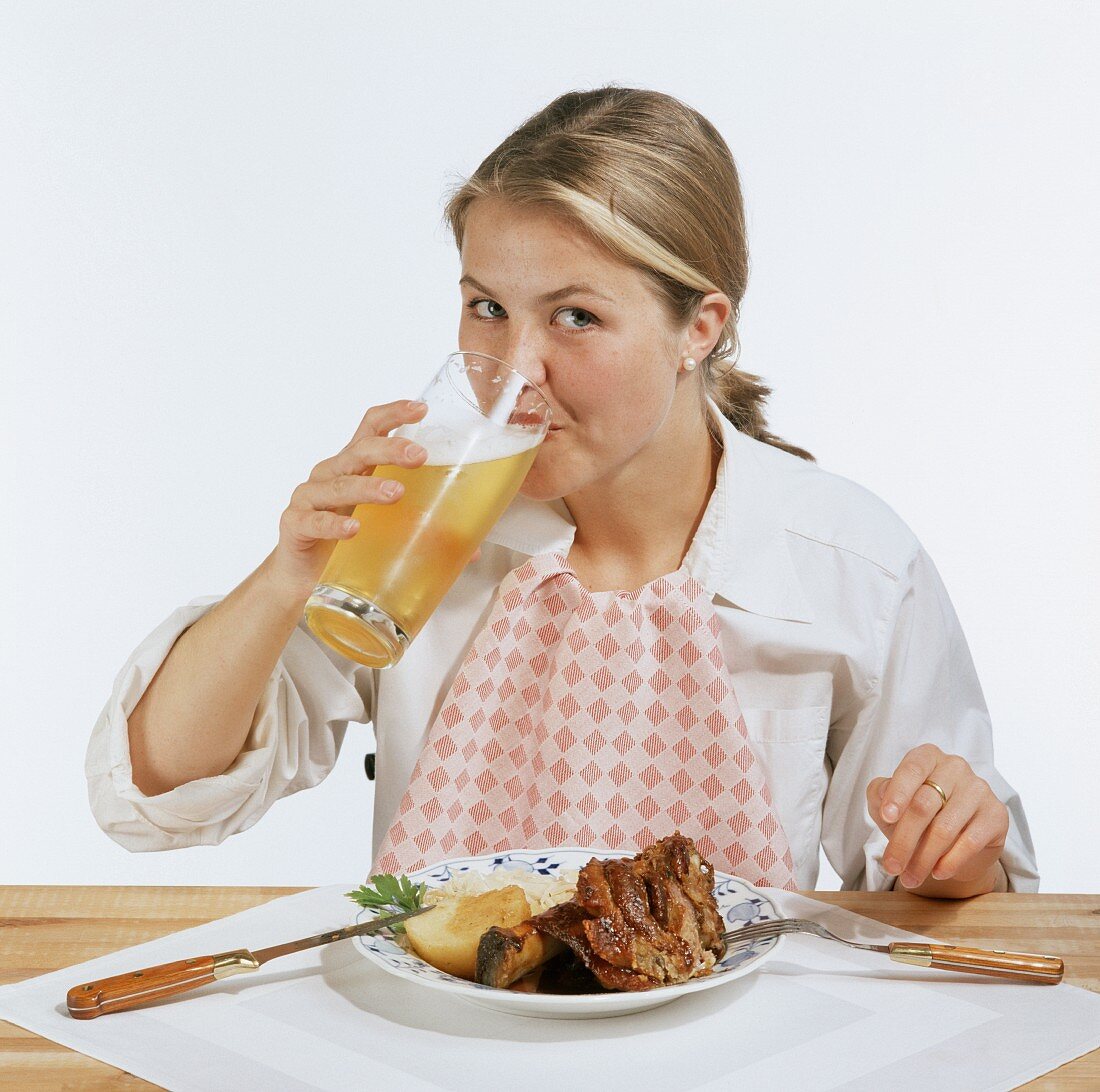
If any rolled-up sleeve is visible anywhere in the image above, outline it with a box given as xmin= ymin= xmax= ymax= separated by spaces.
xmin=821 ymin=547 xmax=1039 ymax=892
xmin=86 ymin=596 xmax=374 ymax=851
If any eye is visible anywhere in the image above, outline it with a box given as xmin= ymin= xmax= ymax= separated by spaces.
xmin=553 ymin=306 xmax=598 ymax=330
xmin=468 ymin=298 xmax=506 ymax=319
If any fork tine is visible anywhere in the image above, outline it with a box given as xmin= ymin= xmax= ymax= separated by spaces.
xmin=725 ymin=919 xmax=799 ymax=936
xmin=729 ymin=924 xmax=788 ymax=939
xmin=722 ymin=923 xmax=775 ymax=939
xmin=722 ymin=919 xmax=797 ymax=945
xmin=726 ymin=916 xmax=797 ymax=932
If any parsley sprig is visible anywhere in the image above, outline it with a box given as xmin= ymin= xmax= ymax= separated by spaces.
xmin=346 ymin=873 xmax=427 ymax=932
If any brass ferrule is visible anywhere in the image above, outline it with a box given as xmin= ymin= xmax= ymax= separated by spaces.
xmin=211 ymin=949 xmax=261 ymax=979
xmin=888 ymin=943 xmax=933 ymax=968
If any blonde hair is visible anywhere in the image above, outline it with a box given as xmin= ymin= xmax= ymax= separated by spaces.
xmin=444 ymin=86 xmax=813 ymax=462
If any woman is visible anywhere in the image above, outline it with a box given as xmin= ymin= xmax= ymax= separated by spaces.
xmin=87 ymin=87 xmax=1037 ymax=895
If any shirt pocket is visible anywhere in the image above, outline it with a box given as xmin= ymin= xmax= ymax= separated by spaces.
xmin=742 ymin=705 xmax=829 ymax=743
xmin=739 ymin=706 xmax=831 ymax=879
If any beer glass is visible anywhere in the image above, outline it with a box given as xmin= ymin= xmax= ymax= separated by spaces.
xmin=305 ymin=352 xmax=551 ymax=668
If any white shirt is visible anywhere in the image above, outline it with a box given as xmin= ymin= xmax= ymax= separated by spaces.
xmin=86 ymin=409 xmax=1039 ymax=891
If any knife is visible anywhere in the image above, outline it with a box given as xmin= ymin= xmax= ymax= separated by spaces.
xmin=66 ymin=905 xmax=434 ymax=1019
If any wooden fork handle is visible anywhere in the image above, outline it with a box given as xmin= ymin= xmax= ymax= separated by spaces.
xmin=888 ymin=943 xmax=1063 ymax=983
xmin=66 ymin=949 xmax=261 ymax=1019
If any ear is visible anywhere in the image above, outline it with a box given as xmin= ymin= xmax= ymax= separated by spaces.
xmin=683 ymin=292 xmax=732 ymax=361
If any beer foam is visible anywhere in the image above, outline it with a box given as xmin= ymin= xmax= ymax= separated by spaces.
xmin=415 ymin=422 xmax=543 ymax=466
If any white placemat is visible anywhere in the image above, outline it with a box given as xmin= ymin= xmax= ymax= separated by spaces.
xmin=1 ymin=885 xmax=1097 ymax=1091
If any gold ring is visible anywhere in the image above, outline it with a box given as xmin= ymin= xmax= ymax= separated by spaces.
xmin=922 ymin=778 xmax=949 ymax=809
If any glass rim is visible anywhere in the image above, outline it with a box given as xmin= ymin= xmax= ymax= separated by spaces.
xmin=443 ymin=350 xmax=553 ymax=422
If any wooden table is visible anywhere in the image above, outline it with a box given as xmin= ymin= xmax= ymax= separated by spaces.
xmin=1 ymin=887 xmax=1097 ymax=1089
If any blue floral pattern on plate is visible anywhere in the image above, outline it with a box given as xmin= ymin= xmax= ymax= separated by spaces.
xmin=353 ymin=847 xmax=785 ymax=1019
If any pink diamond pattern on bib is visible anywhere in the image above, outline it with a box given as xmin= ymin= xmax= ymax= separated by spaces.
xmin=374 ymin=553 xmax=798 ymax=889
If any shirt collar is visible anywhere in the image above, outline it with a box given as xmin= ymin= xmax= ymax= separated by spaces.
xmin=484 ymin=400 xmax=813 ymax=624
xmin=702 ymin=407 xmax=814 ymax=623
xmin=484 ymin=492 xmax=576 ymax=557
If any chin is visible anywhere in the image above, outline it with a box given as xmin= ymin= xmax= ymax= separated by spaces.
xmin=519 ymin=448 xmax=584 ymax=502
xmin=518 ymin=474 xmax=569 ymax=503
xmin=520 ymin=429 xmax=617 ymax=501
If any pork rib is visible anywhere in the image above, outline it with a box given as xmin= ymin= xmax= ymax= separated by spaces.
xmin=477 ymin=833 xmax=725 ymax=992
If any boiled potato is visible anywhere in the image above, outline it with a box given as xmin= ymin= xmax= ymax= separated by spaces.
xmin=405 ymin=886 xmax=532 ymax=980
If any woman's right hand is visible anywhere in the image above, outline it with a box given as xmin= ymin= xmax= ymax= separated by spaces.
xmin=262 ymin=399 xmax=430 ymax=603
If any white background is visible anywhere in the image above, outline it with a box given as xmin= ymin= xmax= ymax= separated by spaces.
xmin=2 ymin=2 xmax=1097 ymax=891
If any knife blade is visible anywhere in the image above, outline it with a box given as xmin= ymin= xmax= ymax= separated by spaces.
xmin=252 ymin=905 xmax=433 ymax=964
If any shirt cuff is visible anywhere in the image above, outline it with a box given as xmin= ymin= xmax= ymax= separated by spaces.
xmin=86 ymin=597 xmax=353 ymax=851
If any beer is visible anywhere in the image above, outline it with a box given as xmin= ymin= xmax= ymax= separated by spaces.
xmin=305 ymin=352 xmax=550 ymax=668
xmin=307 ymin=436 xmax=539 ymax=666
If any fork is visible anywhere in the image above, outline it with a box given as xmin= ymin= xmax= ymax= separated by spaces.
xmin=721 ymin=918 xmax=1064 ymax=983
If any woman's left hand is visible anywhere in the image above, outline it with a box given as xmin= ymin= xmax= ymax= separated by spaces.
xmin=866 ymin=743 xmax=1009 ymax=893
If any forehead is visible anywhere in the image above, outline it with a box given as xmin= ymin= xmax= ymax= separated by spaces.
xmin=460 ymin=198 xmax=650 ymax=302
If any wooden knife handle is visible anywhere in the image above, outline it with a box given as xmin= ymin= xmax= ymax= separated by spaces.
xmin=888 ymin=942 xmax=1064 ymax=983
xmin=67 ymin=949 xmax=260 ymax=1019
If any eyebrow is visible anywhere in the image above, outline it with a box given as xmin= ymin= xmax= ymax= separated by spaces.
xmin=459 ymin=275 xmax=615 ymax=306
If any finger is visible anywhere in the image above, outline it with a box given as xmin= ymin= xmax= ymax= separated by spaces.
xmin=310 ymin=435 xmax=427 ymax=483
xmin=865 ymin=777 xmax=891 ymax=829
xmin=882 ymin=782 xmax=947 ymax=878
xmin=280 ymin=507 xmax=364 ymax=545
xmin=879 ymin=744 xmax=942 ymax=824
xmin=291 ymin=474 xmax=406 ymax=518
xmin=896 ymin=785 xmax=983 ymax=888
xmin=346 ymin=399 xmax=427 ymax=447
xmin=931 ymin=800 xmax=1009 ymax=881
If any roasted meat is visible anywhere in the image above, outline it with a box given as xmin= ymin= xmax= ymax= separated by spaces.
xmin=477 ymin=833 xmax=724 ymax=992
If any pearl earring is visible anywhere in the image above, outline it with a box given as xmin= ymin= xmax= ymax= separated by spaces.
xmin=683 ymin=356 xmax=698 ymax=372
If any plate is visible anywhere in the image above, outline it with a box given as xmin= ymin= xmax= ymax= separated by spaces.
xmin=353 ymin=847 xmax=785 ymax=1019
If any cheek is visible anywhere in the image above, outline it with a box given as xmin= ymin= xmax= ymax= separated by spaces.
xmin=568 ymin=349 xmax=672 ymax=440
xmin=518 ymin=352 xmax=674 ymax=499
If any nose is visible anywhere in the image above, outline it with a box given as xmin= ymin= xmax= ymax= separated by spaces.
xmin=503 ymin=327 xmax=550 ymax=390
